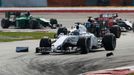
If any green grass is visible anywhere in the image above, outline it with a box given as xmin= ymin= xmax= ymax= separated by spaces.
xmin=0 ymin=32 xmax=55 ymax=42
xmin=129 ymin=73 xmax=134 ymax=75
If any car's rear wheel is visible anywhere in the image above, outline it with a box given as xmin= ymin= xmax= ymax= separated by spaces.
xmin=1 ymin=18 xmax=10 ymax=28
xmin=77 ymin=37 xmax=91 ymax=54
xmin=57 ymin=27 xmax=68 ymax=35
xmin=110 ymin=25 xmax=121 ymax=38
xmin=102 ymin=33 xmax=116 ymax=51
xmin=54 ymin=27 xmax=68 ymax=38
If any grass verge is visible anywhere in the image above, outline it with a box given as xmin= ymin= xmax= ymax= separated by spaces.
xmin=129 ymin=73 xmax=134 ymax=75
xmin=0 ymin=32 xmax=55 ymax=42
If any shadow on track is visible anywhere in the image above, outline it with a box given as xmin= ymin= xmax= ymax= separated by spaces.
xmin=36 ymin=49 xmax=105 ymax=56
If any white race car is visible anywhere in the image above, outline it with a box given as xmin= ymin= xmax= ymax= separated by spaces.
xmin=117 ymin=20 xmax=133 ymax=32
xmin=36 ymin=24 xmax=116 ymax=54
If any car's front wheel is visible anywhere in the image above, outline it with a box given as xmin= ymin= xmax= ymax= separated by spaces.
xmin=39 ymin=38 xmax=51 ymax=54
xmin=77 ymin=37 xmax=91 ymax=54
xmin=102 ymin=33 xmax=116 ymax=51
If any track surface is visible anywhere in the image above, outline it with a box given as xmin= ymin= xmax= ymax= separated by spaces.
xmin=0 ymin=13 xmax=134 ymax=75
xmin=0 ymin=12 xmax=134 ymax=32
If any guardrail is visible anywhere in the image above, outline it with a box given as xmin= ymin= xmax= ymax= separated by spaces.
xmin=0 ymin=7 xmax=134 ymax=12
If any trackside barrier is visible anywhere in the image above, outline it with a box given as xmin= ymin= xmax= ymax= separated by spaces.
xmin=1 ymin=7 xmax=134 ymax=12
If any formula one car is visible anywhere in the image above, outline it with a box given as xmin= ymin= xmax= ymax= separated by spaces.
xmin=36 ymin=24 xmax=116 ymax=54
xmin=87 ymin=14 xmax=121 ymax=38
xmin=1 ymin=11 xmax=59 ymax=29
xmin=97 ymin=13 xmax=132 ymax=32
xmin=116 ymin=19 xmax=133 ymax=32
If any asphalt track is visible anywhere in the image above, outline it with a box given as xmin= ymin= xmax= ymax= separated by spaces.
xmin=0 ymin=12 xmax=134 ymax=31
xmin=0 ymin=13 xmax=134 ymax=75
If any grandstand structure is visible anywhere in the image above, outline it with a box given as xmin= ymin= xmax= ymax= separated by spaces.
xmin=0 ymin=0 xmax=133 ymax=7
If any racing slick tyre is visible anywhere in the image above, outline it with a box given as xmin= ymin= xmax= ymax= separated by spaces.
xmin=1 ymin=18 xmax=10 ymax=28
xmin=39 ymin=38 xmax=51 ymax=54
xmin=77 ymin=37 xmax=91 ymax=54
xmin=102 ymin=33 xmax=116 ymax=51
xmin=50 ymin=18 xmax=58 ymax=25
xmin=110 ymin=25 xmax=121 ymax=38
xmin=57 ymin=27 xmax=68 ymax=35
xmin=29 ymin=19 xmax=39 ymax=29
xmin=50 ymin=18 xmax=58 ymax=29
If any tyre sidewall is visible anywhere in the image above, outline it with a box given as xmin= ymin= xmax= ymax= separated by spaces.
xmin=77 ymin=37 xmax=90 ymax=54
xmin=1 ymin=19 xmax=10 ymax=28
xmin=102 ymin=33 xmax=116 ymax=51
xmin=40 ymin=38 xmax=51 ymax=47
xmin=110 ymin=25 xmax=121 ymax=38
